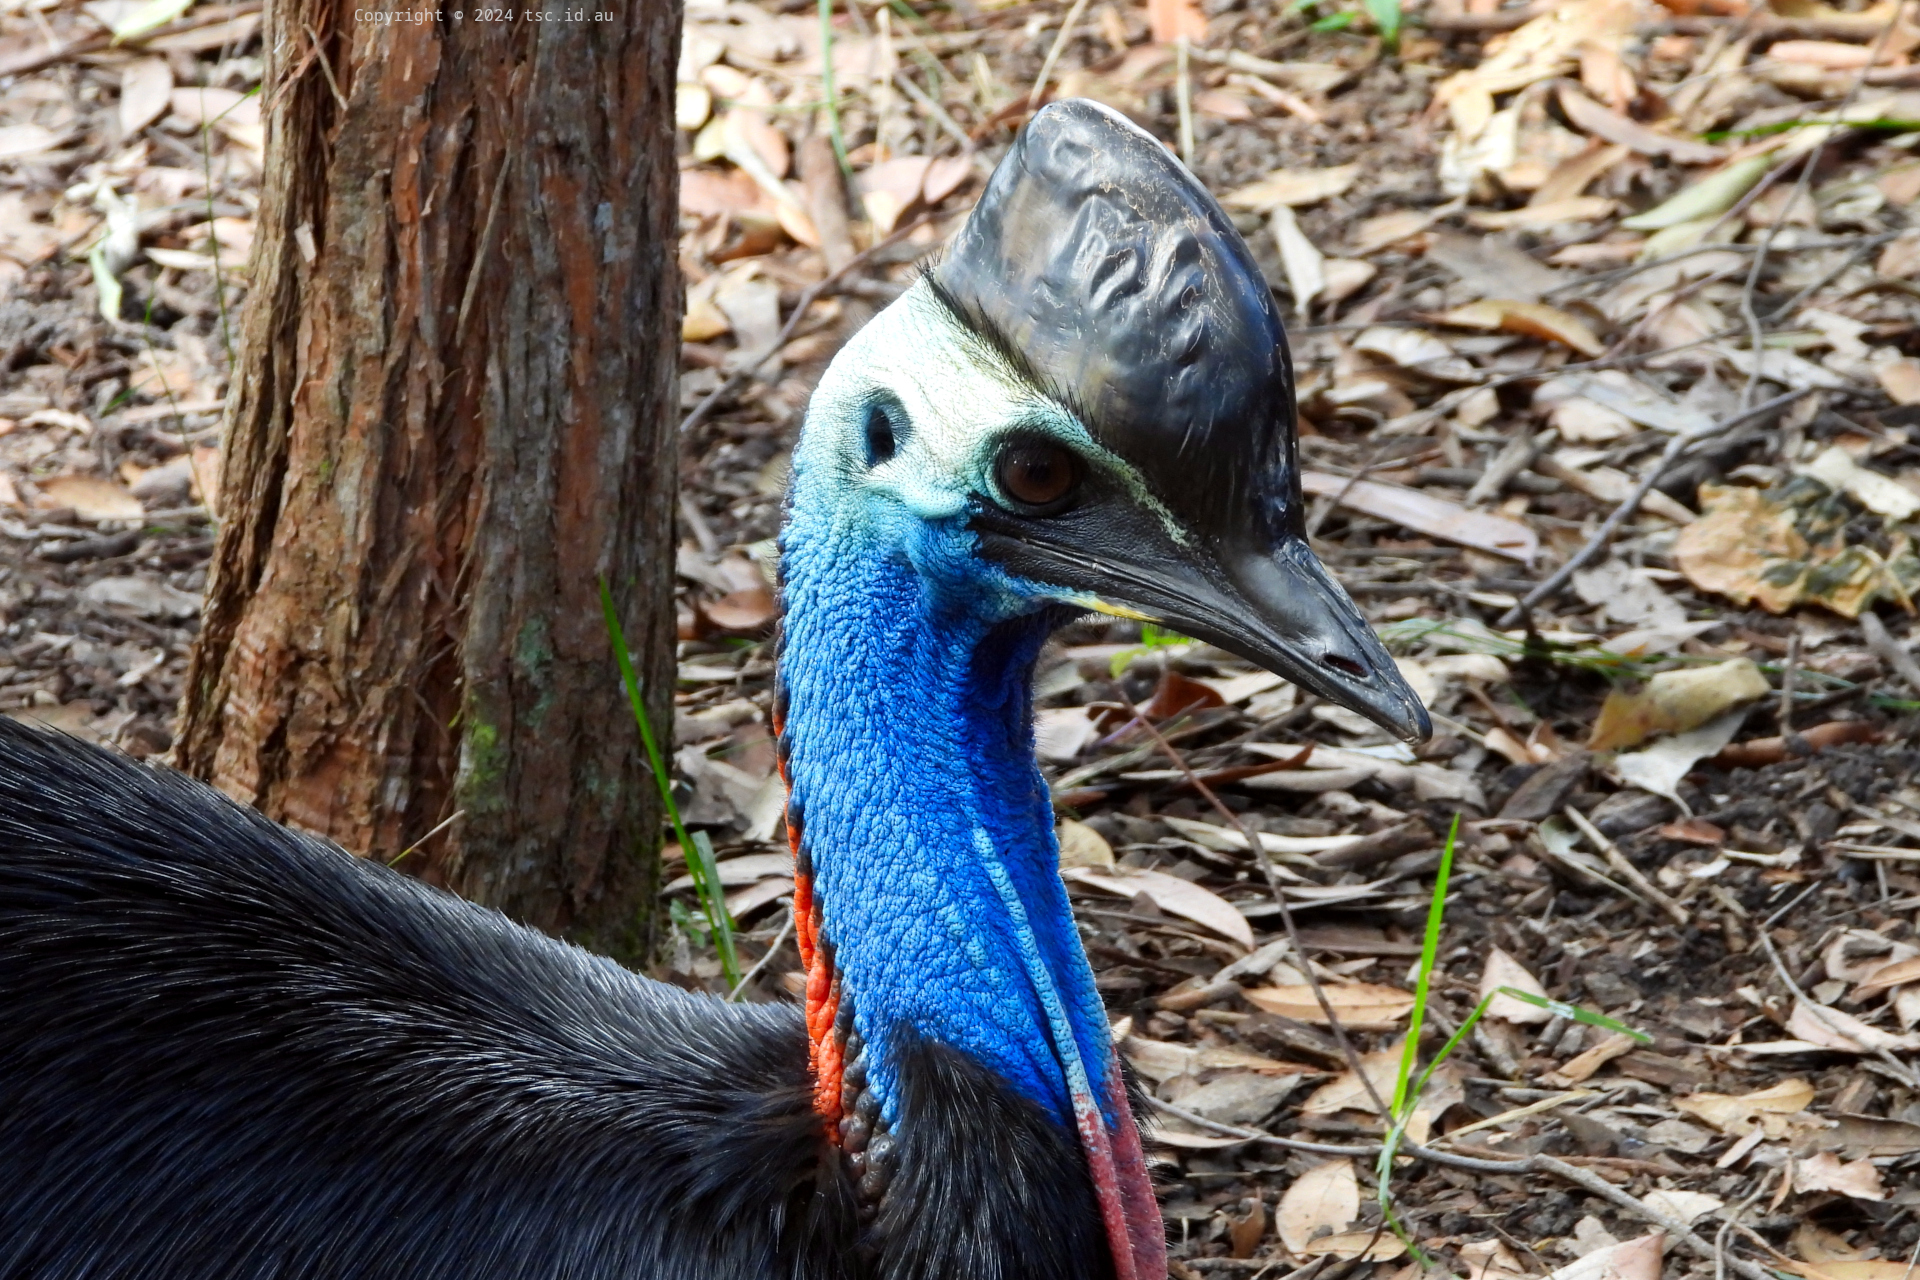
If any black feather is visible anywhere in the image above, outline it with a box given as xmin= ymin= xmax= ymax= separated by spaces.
xmin=0 ymin=718 xmax=1118 ymax=1279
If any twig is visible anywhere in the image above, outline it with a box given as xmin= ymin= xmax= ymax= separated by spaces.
xmin=679 ymin=213 xmax=936 ymax=435
xmin=1563 ymin=806 xmax=1688 ymax=926
xmin=1780 ymin=632 xmax=1801 ymax=735
xmin=1113 ymin=690 xmax=1393 ymax=1119
xmin=1028 ymin=0 xmax=1090 ymax=110
xmin=1174 ymin=38 xmax=1195 ymax=165
xmin=817 ymin=0 xmax=851 ymax=178
xmin=728 ymin=906 xmax=796 ymax=1002
xmin=1143 ymin=1099 xmax=1776 ymax=1280
xmin=1497 ymin=389 xmax=1809 ymax=627
xmin=893 ymin=68 xmax=975 ymax=153
xmin=386 ymin=808 xmax=466 ymax=868
xmin=1861 ymin=611 xmax=1920 ymax=697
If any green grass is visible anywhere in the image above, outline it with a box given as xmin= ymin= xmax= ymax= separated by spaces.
xmin=599 ymin=579 xmax=740 ymax=988
xmin=1375 ymin=817 xmax=1649 ymax=1258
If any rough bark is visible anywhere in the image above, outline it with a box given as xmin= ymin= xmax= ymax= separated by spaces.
xmin=178 ymin=0 xmax=680 ymax=959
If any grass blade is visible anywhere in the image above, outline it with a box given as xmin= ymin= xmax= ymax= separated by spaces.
xmin=599 ymin=578 xmax=740 ymax=987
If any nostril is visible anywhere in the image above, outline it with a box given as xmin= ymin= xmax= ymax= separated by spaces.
xmin=1322 ymin=653 xmax=1367 ymax=679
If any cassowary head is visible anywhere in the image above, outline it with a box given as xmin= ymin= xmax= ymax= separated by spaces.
xmin=793 ymin=98 xmax=1430 ymax=742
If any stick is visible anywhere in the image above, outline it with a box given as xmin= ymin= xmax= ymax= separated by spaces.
xmin=1861 ymin=611 xmax=1920 ymax=697
xmin=1028 ymin=0 xmax=1090 ymax=110
xmin=1497 ymin=389 xmax=1808 ymax=627
xmin=1563 ymin=806 xmax=1688 ymax=926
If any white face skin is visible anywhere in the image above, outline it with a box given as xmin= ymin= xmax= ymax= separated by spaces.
xmin=793 ymin=279 xmax=1186 ymax=619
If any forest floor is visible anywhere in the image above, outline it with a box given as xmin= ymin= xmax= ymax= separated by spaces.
xmin=3 ymin=0 xmax=1920 ymax=1275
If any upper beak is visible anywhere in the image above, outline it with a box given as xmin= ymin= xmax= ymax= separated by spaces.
xmin=975 ymin=509 xmax=1431 ymax=743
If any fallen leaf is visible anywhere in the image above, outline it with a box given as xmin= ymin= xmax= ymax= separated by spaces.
xmin=1676 ymin=481 xmax=1918 ymax=618
xmin=704 ymin=586 xmax=778 ymax=632
xmin=1793 ymin=1151 xmax=1885 ymax=1201
xmin=1463 ymin=1238 xmax=1530 ymax=1280
xmin=1056 ymin=818 xmax=1115 ymax=870
xmin=37 ymin=475 xmax=144 ymax=521
xmin=118 ymin=58 xmax=173 ymax=136
xmin=1480 ymin=947 xmax=1553 ymax=1024
xmin=1643 ymin=1190 xmax=1723 ymax=1225
xmin=1875 ymin=357 xmax=1920 ymax=406
xmin=1062 ymin=866 xmax=1253 ymax=948
xmin=1549 ymin=1234 xmax=1664 ymax=1280
xmin=1789 ymin=1266 xmax=1920 ymax=1280
xmin=1787 ymin=998 xmax=1920 ymax=1053
xmin=0 ymin=124 xmax=59 ymax=160
xmin=1803 ymin=446 xmax=1920 ymax=522
xmin=1121 ymin=1035 xmax=1308 ymax=1083
xmin=1193 ymin=88 xmax=1254 ymax=121
xmin=1542 ymin=1031 xmax=1638 ymax=1086
xmin=1353 ymin=326 xmax=1478 ymax=381
xmin=1175 ymin=1071 xmax=1304 ymax=1125
xmin=1221 ymin=164 xmax=1361 ymax=212
xmin=80 ymin=575 xmax=201 ymax=620
xmin=1588 ymin=659 xmax=1770 ymax=752
xmin=1146 ymin=0 xmax=1205 ymax=43
xmin=1856 ymin=955 xmax=1920 ymax=1001
xmin=1351 ymin=208 xmax=1442 ymax=255
xmin=1269 ymin=205 xmax=1325 ymax=312
xmin=1432 ymin=0 xmax=1641 ymax=140
xmin=1036 ymin=706 xmax=1099 ymax=763
xmin=1244 ymin=983 xmax=1415 ymax=1030
xmin=1675 ymin=1078 xmax=1815 ymax=1137
xmin=1432 ymin=299 xmax=1605 ymax=357
xmin=1466 ymin=197 xmax=1616 ymax=231
xmin=1614 ymin=711 xmax=1750 ymax=803
xmin=1276 ymin=1159 xmax=1358 ymax=1255
xmin=1558 ymin=81 xmax=1723 ymax=163
xmin=1299 ymin=472 xmax=1538 ymax=562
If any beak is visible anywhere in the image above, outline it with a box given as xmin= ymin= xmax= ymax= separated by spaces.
xmin=973 ymin=502 xmax=1432 ymax=743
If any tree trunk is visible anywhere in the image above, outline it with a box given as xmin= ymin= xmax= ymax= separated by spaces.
xmin=177 ymin=0 xmax=681 ymax=959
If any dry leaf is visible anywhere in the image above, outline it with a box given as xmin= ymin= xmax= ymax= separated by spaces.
xmin=1480 ymin=947 xmax=1553 ymax=1024
xmin=1676 ymin=482 xmax=1917 ymax=618
xmin=1244 ymin=983 xmax=1415 ymax=1030
xmin=1463 ymin=1238 xmax=1530 ymax=1280
xmin=1794 ymin=1151 xmax=1885 ymax=1201
xmin=1062 ymin=866 xmax=1253 ymax=947
xmin=1802 ymin=446 xmax=1920 ymax=522
xmin=1541 ymin=1031 xmax=1638 ymax=1087
xmin=1299 ymin=472 xmax=1539 ymax=562
xmin=704 ymin=586 xmax=778 ymax=632
xmin=1276 ymin=1160 xmax=1358 ymax=1255
xmin=1432 ymin=0 xmax=1641 ymax=140
xmin=1787 ymin=999 xmax=1920 ymax=1053
xmin=1222 ymin=164 xmax=1361 ymax=212
xmin=0 ymin=124 xmax=59 ymax=160
xmin=1675 ymin=1078 xmax=1815 ymax=1137
xmin=1549 ymin=1234 xmax=1664 ymax=1280
xmin=1588 ymin=658 xmax=1769 ymax=752
xmin=1855 ymin=956 xmax=1920 ymax=1001
xmin=1146 ymin=0 xmax=1205 ymax=43
xmin=1642 ymin=1190 xmax=1723 ymax=1225
xmin=36 ymin=475 xmax=144 ymax=521
xmin=1557 ymin=81 xmax=1723 ymax=163
xmin=1467 ymin=197 xmax=1616 ymax=231
xmin=1432 ymin=299 xmax=1605 ymax=357
xmin=1789 ymin=1266 xmax=1920 ymax=1280
xmin=1056 ymin=818 xmax=1115 ymax=870
xmin=118 ymin=58 xmax=173 ymax=136
xmin=1351 ymin=209 xmax=1441 ymax=255
xmin=1269 ymin=205 xmax=1325 ymax=312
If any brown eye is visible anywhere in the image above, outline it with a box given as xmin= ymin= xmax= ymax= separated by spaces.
xmin=995 ymin=442 xmax=1079 ymax=510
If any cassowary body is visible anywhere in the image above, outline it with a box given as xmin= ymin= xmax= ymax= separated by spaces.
xmin=0 ymin=101 xmax=1426 ymax=1278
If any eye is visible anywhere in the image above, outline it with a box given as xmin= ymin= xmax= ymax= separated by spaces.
xmin=865 ymin=403 xmax=900 ymax=466
xmin=994 ymin=440 xmax=1080 ymax=511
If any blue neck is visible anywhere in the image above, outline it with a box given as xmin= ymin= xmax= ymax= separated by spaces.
xmin=777 ymin=504 xmax=1114 ymax=1130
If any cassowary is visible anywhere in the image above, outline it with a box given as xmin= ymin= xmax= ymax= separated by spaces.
xmin=0 ymin=100 xmax=1427 ymax=1280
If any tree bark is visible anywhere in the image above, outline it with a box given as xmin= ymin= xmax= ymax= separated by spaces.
xmin=178 ymin=0 xmax=681 ymax=959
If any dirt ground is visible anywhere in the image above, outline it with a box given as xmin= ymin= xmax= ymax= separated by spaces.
xmin=4 ymin=0 xmax=1920 ymax=1274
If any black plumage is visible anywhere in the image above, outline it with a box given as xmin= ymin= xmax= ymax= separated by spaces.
xmin=0 ymin=717 xmax=1113 ymax=1279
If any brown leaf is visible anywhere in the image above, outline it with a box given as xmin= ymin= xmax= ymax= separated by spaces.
xmin=1587 ymin=658 xmax=1771 ymax=751
xmin=1549 ymin=1234 xmax=1664 ymax=1280
xmin=1226 ymin=1198 xmax=1265 ymax=1259
xmin=1541 ymin=1031 xmax=1637 ymax=1086
xmin=1244 ymin=983 xmax=1415 ymax=1030
xmin=1221 ymin=164 xmax=1361 ymax=212
xmin=1657 ymin=818 xmax=1726 ymax=844
xmin=1146 ymin=0 xmax=1206 ymax=44
xmin=36 ymin=475 xmax=144 ymax=521
xmin=119 ymin=58 xmax=173 ymax=136
xmin=1062 ymin=866 xmax=1254 ymax=948
xmin=704 ymin=586 xmax=779 ymax=633
xmin=1793 ymin=1151 xmax=1885 ymax=1201
xmin=1276 ymin=1159 xmax=1358 ymax=1254
xmin=1144 ymin=669 xmax=1226 ymax=721
xmin=1675 ymin=1078 xmax=1815 ymax=1137
xmin=1299 ymin=472 xmax=1538 ymax=562
xmin=1555 ymin=81 xmax=1723 ymax=163
xmin=1855 ymin=956 xmax=1920 ymax=1001
xmin=1480 ymin=947 xmax=1553 ymax=1024
xmin=1432 ymin=299 xmax=1605 ymax=357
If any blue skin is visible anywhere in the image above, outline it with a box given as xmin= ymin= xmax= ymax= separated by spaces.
xmin=778 ymin=386 xmax=1120 ymax=1133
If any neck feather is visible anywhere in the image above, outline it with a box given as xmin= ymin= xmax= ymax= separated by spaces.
xmin=776 ymin=507 xmax=1114 ymax=1134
